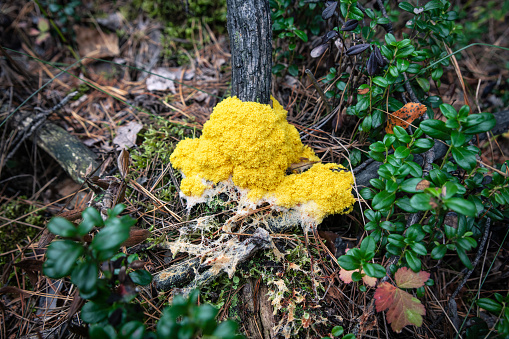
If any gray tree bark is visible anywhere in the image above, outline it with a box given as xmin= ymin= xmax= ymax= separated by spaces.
xmin=226 ymin=0 xmax=272 ymax=104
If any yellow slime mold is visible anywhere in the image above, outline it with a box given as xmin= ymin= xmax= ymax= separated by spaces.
xmin=170 ymin=96 xmax=355 ymax=221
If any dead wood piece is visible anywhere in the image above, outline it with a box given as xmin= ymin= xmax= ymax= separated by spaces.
xmin=10 ymin=110 xmax=99 ymax=184
xmin=153 ymin=228 xmax=272 ymax=292
xmin=240 ymin=280 xmax=275 ymax=339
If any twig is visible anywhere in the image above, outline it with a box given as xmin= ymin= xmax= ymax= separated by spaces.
xmin=305 ymin=69 xmax=331 ymax=114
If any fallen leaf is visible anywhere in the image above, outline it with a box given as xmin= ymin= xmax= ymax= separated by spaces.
xmin=146 ymin=67 xmax=195 ymax=92
xmin=386 ymin=102 xmax=427 ymax=134
xmin=374 ymin=267 xmax=430 ymax=333
xmin=113 ymin=121 xmax=143 ymax=150
xmin=339 ymin=268 xmax=377 ymax=287
xmin=75 ymin=26 xmax=119 ymax=64
xmin=395 ymin=267 xmax=430 ymax=289
xmin=358 ymin=88 xmax=370 ymax=95
xmin=374 ymin=282 xmax=425 ymax=332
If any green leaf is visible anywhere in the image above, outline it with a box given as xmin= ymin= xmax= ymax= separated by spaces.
xmin=294 ymin=29 xmax=308 ymax=42
xmin=288 ymin=64 xmax=298 ymax=76
xmin=420 ymin=120 xmax=451 ymax=140
xmin=399 ymin=2 xmax=414 ymax=12
xmin=410 ymin=243 xmax=427 ymax=256
xmin=431 ymin=244 xmax=447 ymax=259
xmin=331 ymin=326 xmax=344 ymax=337
xmin=396 ymin=197 xmax=419 ymax=213
xmin=405 ymin=250 xmax=421 ymax=272
xmin=91 ymin=217 xmax=134 ymax=253
xmin=372 ymin=191 xmax=396 ymax=210
xmin=360 ymin=236 xmax=376 ymax=254
xmin=440 ymin=104 xmax=457 ymax=119
xmin=363 ymin=263 xmax=386 ymax=278
xmin=385 ymin=33 xmax=397 ymax=46
xmin=79 ymin=207 xmax=104 ymax=235
xmin=424 ymin=0 xmax=443 ymax=11
xmin=388 ymin=234 xmax=405 ymax=248
xmin=81 ymin=301 xmax=111 ymax=323
xmin=43 ymin=240 xmax=83 ymax=279
xmin=410 ymin=193 xmax=434 ymax=211
xmin=476 ymin=298 xmax=503 ymax=313
xmin=394 ymin=146 xmax=411 ymax=159
xmin=412 ymin=138 xmax=434 ymax=151
xmin=396 ymin=59 xmax=410 ymax=73
xmin=456 ymin=247 xmax=473 ymax=269
xmin=416 ymin=78 xmax=430 ymax=92
xmin=393 ymin=126 xmax=411 ymax=143
xmin=400 ymin=178 xmax=428 ymax=193
xmin=450 ymin=130 xmax=466 ymax=147
xmin=129 ymin=270 xmax=153 ymax=286
xmin=108 ymin=204 xmax=125 ymax=217
xmin=48 ymin=217 xmax=78 ymax=238
xmin=451 ymin=147 xmax=477 ymax=171
xmin=463 ymin=113 xmax=496 ymax=134
xmin=373 ymin=76 xmax=389 ymax=88
xmin=71 ymin=261 xmax=98 ymax=295
xmin=338 ymin=255 xmax=361 ymax=270
xmin=444 ymin=197 xmax=477 ymax=217
xmin=119 ymin=321 xmax=145 ymax=339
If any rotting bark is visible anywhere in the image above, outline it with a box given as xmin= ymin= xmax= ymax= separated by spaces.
xmin=226 ymin=0 xmax=272 ymax=104
xmin=11 ymin=111 xmax=99 ymax=184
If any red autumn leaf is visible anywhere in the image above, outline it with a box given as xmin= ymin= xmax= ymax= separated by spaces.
xmin=386 ymin=102 xmax=427 ymax=134
xmin=374 ymin=282 xmax=426 ymax=333
xmin=395 ymin=267 xmax=430 ymax=289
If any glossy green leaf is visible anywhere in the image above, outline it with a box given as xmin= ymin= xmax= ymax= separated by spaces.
xmin=71 ymin=261 xmax=98 ymax=294
xmin=372 ymin=190 xmax=396 ymax=210
xmin=129 ymin=270 xmax=153 ymax=286
xmin=431 ymin=244 xmax=447 ymax=259
xmin=420 ymin=120 xmax=451 ymax=140
xmin=410 ymin=193 xmax=434 ymax=211
xmin=476 ymin=298 xmax=503 ymax=313
xmin=338 ymin=254 xmax=361 ymax=270
xmin=81 ymin=301 xmax=111 ymax=323
xmin=405 ymin=250 xmax=422 ymax=272
xmin=44 ymin=240 xmax=83 ymax=278
xmin=451 ymin=147 xmax=477 ymax=171
xmin=364 ymin=263 xmax=386 ymax=278
xmin=444 ymin=197 xmax=477 ymax=217
xmin=48 ymin=217 xmax=78 ymax=238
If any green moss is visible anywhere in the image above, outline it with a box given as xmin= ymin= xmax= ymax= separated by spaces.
xmin=127 ymin=0 xmax=227 ymax=64
xmin=0 ymin=197 xmax=44 ymax=259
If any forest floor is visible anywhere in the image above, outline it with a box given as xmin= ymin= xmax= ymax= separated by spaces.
xmin=1 ymin=1 xmax=509 ymax=338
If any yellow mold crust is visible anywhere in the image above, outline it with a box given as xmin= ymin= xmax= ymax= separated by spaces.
xmin=170 ymin=96 xmax=355 ymax=218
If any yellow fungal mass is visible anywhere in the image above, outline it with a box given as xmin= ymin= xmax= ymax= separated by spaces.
xmin=170 ymin=96 xmax=355 ymax=220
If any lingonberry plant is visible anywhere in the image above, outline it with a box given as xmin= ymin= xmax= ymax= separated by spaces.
xmin=271 ymin=0 xmax=507 ymax=335
xmin=43 ymin=205 xmax=242 ymax=338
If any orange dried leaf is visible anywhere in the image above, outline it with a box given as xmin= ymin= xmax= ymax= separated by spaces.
xmin=386 ymin=102 xmax=427 ymax=134
xmin=395 ymin=267 xmax=430 ymax=289
xmin=374 ymin=282 xmax=426 ymax=333
xmin=358 ymin=88 xmax=370 ymax=95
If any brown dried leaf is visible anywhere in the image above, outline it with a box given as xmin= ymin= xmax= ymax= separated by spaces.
xmin=386 ymin=102 xmax=427 ymax=134
xmin=117 ymin=148 xmax=130 ymax=179
xmin=122 ymin=227 xmax=151 ymax=247
xmin=75 ymin=26 xmax=119 ymax=64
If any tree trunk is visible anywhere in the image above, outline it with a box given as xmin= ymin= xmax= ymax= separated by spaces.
xmin=226 ymin=1 xmax=274 ymax=337
xmin=226 ymin=0 xmax=272 ymax=104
